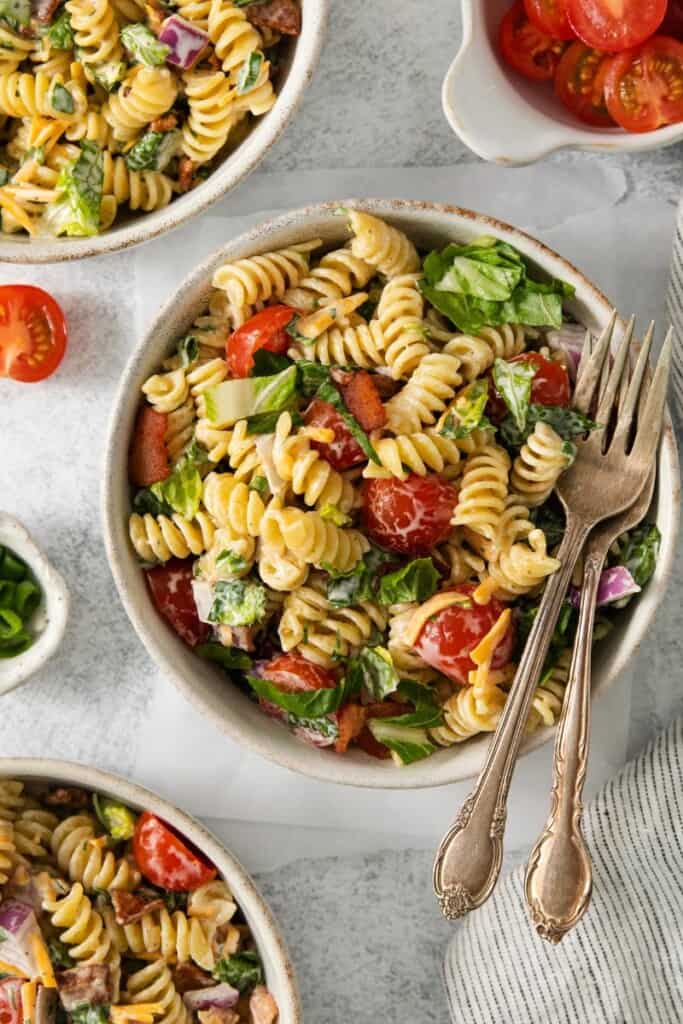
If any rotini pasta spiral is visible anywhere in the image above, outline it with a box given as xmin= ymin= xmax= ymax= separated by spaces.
xmin=165 ymin=397 xmax=196 ymax=463
xmin=197 ymin=527 xmax=256 ymax=581
xmin=142 ymin=368 xmax=189 ymax=413
xmin=510 ymin=421 xmax=570 ymax=506
xmin=283 ymin=247 xmax=374 ymax=311
xmin=440 ymin=530 xmax=486 ymax=584
xmin=363 ymin=429 xmax=463 ymax=481
xmin=174 ymin=0 xmax=211 ymax=29
xmin=207 ymin=0 xmax=263 ymax=72
xmin=431 ymin=685 xmax=506 ymax=745
xmin=102 ymin=151 xmax=174 ymax=212
xmin=129 ymin=511 xmax=215 ymax=563
xmin=65 ymin=0 xmax=123 ymax=67
xmin=0 ymin=779 xmax=25 ymax=820
xmin=125 ymin=961 xmax=189 ymax=1024
xmin=451 ymin=445 xmax=511 ymax=548
xmin=0 ymin=27 xmax=34 ymax=75
xmin=376 ymin=273 xmax=429 ymax=380
xmin=527 ymin=650 xmax=570 ymax=730
xmin=114 ymin=907 xmax=215 ymax=970
xmin=0 ymin=818 xmax=17 ymax=885
xmin=387 ymin=603 xmax=438 ymax=684
xmin=348 ymin=209 xmax=419 ymax=278
xmin=187 ymin=357 xmax=229 ymax=416
xmin=44 ymin=882 xmax=115 ymax=964
xmin=299 ymin=320 xmax=386 ymax=369
xmin=488 ymin=527 xmax=561 ymax=598
xmin=258 ymin=547 xmax=309 ymax=591
xmin=0 ymin=71 xmax=86 ymax=122
xmin=187 ymin=879 xmax=237 ymax=926
xmin=181 ymin=69 xmax=236 ymax=165
xmin=13 ymin=808 xmax=58 ymax=859
xmin=272 ymin=412 xmax=355 ymax=512
xmin=104 ymin=66 xmax=178 ymax=141
xmin=495 ymin=493 xmax=535 ymax=553
xmin=384 ymin=352 xmax=463 ymax=434
xmin=51 ymin=815 xmax=141 ymax=891
xmin=65 ymin=109 xmax=114 ymax=148
xmin=212 ymin=240 xmax=322 ymax=314
xmin=279 ymin=579 xmax=387 ymax=667
xmin=260 ymin=504 xmax=368 ymax=572
xmin=202 ymin=472 xmax=266 ymax=538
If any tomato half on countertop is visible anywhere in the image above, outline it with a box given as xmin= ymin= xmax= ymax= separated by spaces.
xmin=413 ymin=584 xmax=516 ymax=685
xmin=361 ymin=474 xmax=458 ymax=556
xmin=133 ymin=811 xmax=217 ymax=891
xmin=567 ymin=0 xmax=666 ymax=53
xmin=226 ymin=304 xmax=295 ymax=378
xmin=604 ymin=35 xmax=683 ymax=131
xmin=145 ymin=558 xmax=209 ymax=648
xmin=0 ymin=285 xmax=67 ymax=383
xmin=500 ymin=1 xmax=568 ymax=80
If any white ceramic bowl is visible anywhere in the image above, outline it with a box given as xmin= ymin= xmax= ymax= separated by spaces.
xmin=0 ymin=1 xmax=327 ymax=264
xmin=102 ymin=198 xmax=680 ymax=789
xmin=443 ymin=0 xmax=683 ymax=164
xmin=0 ymin=513 xmax=69 ymax=697
xmin=0 ymin=757 xmax=301 ymax=1023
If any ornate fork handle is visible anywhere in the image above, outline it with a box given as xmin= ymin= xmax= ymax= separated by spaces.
xmin=433 ymin=516 xmax=590 ymax=920
xmin=523 ymin=547 xmax=605 ymax=943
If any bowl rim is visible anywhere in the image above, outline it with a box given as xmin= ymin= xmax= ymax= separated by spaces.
xmin=0 ymin=0 xmax=328 ymax=264
xmin=443 ymin=0 xmax=683 ymax=164
xmin=0 ymin=756 xmax=302 ymax=1023
xmin=102 ymin=197 xmax=680 ymax=789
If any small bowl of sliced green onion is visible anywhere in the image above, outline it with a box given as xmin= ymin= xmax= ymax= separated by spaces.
xmin=0 ymin=513 xmax=69 ymax=696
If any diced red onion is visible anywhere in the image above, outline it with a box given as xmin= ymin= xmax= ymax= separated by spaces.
xmin=159 ymin=15 xmax=208 ymax=69
xmin=0 ymin=900 xmax=41 ymax=976
xmin=570 ymin=566 xmax=641 ymax=609
xmin=183 ymin=984 xmax=239 ymax=1012
xmin=545 ymin=324 xmax=586 ymax=381
xmin=0 ymin=900 xmax=33 ymax=935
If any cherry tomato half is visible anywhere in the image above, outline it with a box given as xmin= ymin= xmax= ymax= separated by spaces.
xmin=129 ymin=405 xmax=170 ymax=487
xmin=414 ymin=584 xmax=516 ymax=685
xmin=524 ymin=0 xmax=575 ymax=40
xmin=0 ymin=981 xmax=22 ymax=1024
xmin=226 ymin=304 xmax=295 ymax=378
xmin=0 ymin=285 xmax=67 ymax=383
xmin=567 ymin=0 xmax=666 ymax=53
xmin=604 ymin=35 xmax=683 ymax=131
xmin=258 ymin=652 xmax=338 ymax=693
xmin=488 ymin=351 xmax=571 ymax=423
xmin=500 ymin=1 xmax=568 ymax=81
xmin=145 ymin=558 xmax=210 ymax=647
xmin=361 ymin=475 xmax=458 ymax=556
xmin=554 ymin=42 xmax=615 ymax=125
xmin=133 ymin=811 xmax=216 ymax=891
xmin=304 ymin=398 xmax=365 ymax=471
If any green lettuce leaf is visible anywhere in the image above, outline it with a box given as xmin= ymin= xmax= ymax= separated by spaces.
xmin=492 ymin=357 xmax=536 ymax=432
xmin=121 ymin=22 xmax=169 ymax=66
xmin=196 ymin=643 xmax=253 ymax=670
xmin=209 ymin=579 xmax=267 ymax=627
xmin=245 ymin=672 xmax=358 ymax=717
xmin=366 ymin=682 xmax=443 ymax=764
xmin=125 ymin=130 xmax=180 ymax=172
xmin=378 ymin=558 xmax=440 ymax=606
xmin=236 ymin=51 xmax=263 ymax=94
xmin=150 ymin=445 xmax=205 ymax=519
xmin=47 ymin=7 xmax=74 ymax=48
xmin=324 ymin=546 xmax=393 ymax=607
xmin=45 ymin=141 xmax=102 ymax=238
xmin=92 ymin=794 xmax=136 ymax=840
xmin=500 ymin=403 xmax=598 ymax=447
xmin=346 ymin=646 xmax=399 ymax=702
xmin=612 ymin=523 xmax=660 ymax=589
xmin=251 ymin=348 xmax=293 ymax=377
xmin=315 ymin=377 xmax=380 ymax=464
xmin=439 ymin=379 xmax=491 ymax=439
xmin=214 ymin=951 xmax=263 ymax=993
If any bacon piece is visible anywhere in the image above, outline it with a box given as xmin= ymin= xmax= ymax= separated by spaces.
xmin=145 ymin=2 xmax=164 ymax=31
xmin=44 ymin=787 xmax=88 ymax=808
xmin=32 ymin=0 xmax=60 ymax=22
xmin=150 ymin=114 xmax=178 ymax=132
xmin=230 ymin=626 xmax=256 ymax=652
xmin=248 ymin=987 xmax=278 ymax=1024
xmin=111 ymin=890 xmax=165 ymax=925
xmin=369 ymin=372 xmax=401 ymax=401
xmin=245 ymin=0 xmax=300 ymax=35
xmin=173 ymin=964 xmax=215 ymax=995
xmin=57 ymin=966 xmax=113 ymax=1011
xmin=198 ymin=1010 xmax=239 ymax=1024
xmin=338 ymin=370 xmax=386 ymax=432
xmin=178 ymin=157 xmax=195 ymax=193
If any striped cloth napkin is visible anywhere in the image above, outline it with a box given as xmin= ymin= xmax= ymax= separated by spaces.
xmin=667 ymin=197 xmax=683 ymax=424
xmin=443 ymin=717 xmax=683 ymax=1023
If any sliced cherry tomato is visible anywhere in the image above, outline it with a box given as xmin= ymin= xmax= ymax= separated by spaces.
xmin=0 ymin=980 xmax=22 ymax=1024
xmin=554 ymin=42 xmax=615 ymax=125
xmin=304 ymin=398 xmax=365 ymax=470
xmin=226 ymin=304 xmax=295 ymax=378
xmin=361 ymin=475 xmax=458 ymax=556
xmin=258 ymin=652 xmax=338 ymax=693
xmin=567 ymin=0 xmax=666 ymax=53
xmin=604 ymin=36 xmax=683 ymax=131
xmin=414 ymin=584 xmax=516 ymax=686
xmin=488 ymin=351 xmax=571 ymax=423
xmin=662 ymin=1 xmax=683 ymax=40
xmin=133 ymin=811 xmax=217 ymax=891
xmin=335 ymin=702 xmax=367 ymax=753
xmin=524 ymin=0 xmax=575 ymax=39
xmin=0 ymin=285 xmax=67 ymax=383
xmin=145 ymin=558 xmax=209 ymax=647
xmin=336 ymin=371 xmax=386 ymax=432
xmin=500 ymin=1 xmax=568 ymax=80
xmin=129 ymin=406 xmax=170 ymax=487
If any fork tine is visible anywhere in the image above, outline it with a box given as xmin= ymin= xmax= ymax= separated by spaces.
xmin=612 ymin=321 xmax=655 ymax=449
xmin=594 ymin=316 xmax=635 ymax=428
xmin=573 ymin=310 xmax=616 ymax=414
xmin=632 ymin=326 xmax=673 ymax=464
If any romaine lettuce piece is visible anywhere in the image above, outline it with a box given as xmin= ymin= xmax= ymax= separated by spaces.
xmin=121 ymin=22 xmax=170 ymax=67
xmin=125 ymin=130 xmax=181 ymax=172
xmin=44 ymin=141 xmax=103 ymax=238
xmin=204 ymin=365 xmax=297 ymax=427
xmin=208 ymin=579 xmax=267 ymax=627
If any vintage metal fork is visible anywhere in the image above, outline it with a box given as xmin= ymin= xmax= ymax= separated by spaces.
xmin=524 ymin=463 xmax=657 ymax=944
xmin=433 ymin=314 xmax=672 ymax=921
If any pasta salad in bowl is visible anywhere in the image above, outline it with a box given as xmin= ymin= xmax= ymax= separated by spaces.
xmin=0 ymin=759 xmax=300 ymax=1023
xmin=0 ymin=0 xmax=326 ymax=262
xmin=103 ymin=199 xmax=679 ymax=788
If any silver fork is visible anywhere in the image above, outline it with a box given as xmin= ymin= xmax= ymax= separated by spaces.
xmin=433 ymin=314 xmax=672 ymax=921
xmin=524 ymin=464 xmax=656 ymax=944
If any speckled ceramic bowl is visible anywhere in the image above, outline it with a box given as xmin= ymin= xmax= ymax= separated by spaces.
xmin=0 ymin=1 xmax=327 ymax=264
xmin=443 ymin=0 xmax=683 ymax=164
xmin=0 ymin=757 xmax=301 ymax=1023
xmin=102 ymin=198 xmax=679 ymax=789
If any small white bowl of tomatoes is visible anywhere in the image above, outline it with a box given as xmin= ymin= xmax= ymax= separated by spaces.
xmin=443 ymin=0 xmax=683 ymax=164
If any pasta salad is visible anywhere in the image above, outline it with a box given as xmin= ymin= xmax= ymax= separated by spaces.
xmin=126 ymin=210 xmax=660 ymax=766
xmin=0 ymin=779 xmax=278 ymax=1024
xmin=0 ymin=0 xmax=300 ymax=237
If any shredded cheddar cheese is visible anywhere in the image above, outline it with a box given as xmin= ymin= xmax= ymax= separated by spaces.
xmin=21 ymin=980 xmax=36 ymax=1024
xmin=294 ymin=292 xmax=369 ymax=339
xmin=0 ymin=961 xmax=29 ymax=979
xmin=472 ymin=576 xmax=498 ymax=606
xmin=110 ymin=1003 xmax=166 ymax=1024
xmin=403 ymin=591 xmax=472 ymax=648
xmin=470 ymin=609 xmax=512 ymax=667
xmin=31 ymin=934 xmax=57 ymax=989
